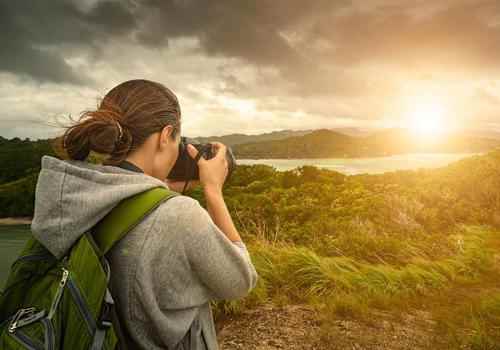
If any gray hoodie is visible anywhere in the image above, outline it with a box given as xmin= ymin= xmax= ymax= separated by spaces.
xmin=30 ymin=155 xmax=258 ymax=350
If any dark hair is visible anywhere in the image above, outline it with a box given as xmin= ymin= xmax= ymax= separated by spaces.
xmin=56 ymin=79 xmax=181 ymax=166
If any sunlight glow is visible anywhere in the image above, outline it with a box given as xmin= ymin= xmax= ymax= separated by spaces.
xmin=404 ymin=97 xmax=448 ymax=138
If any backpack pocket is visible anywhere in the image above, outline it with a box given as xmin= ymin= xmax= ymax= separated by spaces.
xmin=1 ymin=308 xmax=56 ymax=350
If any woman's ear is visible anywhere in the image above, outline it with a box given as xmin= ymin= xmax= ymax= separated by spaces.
xmin=159 ymin=125 xmax=174 ymax=147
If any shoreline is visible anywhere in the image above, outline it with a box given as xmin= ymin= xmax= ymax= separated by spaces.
xmin=0 ymin=217 xmax=32 ymax=225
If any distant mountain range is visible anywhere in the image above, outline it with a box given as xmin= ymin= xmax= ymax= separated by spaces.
xmin=186 ymin=127 xmax=373 ymax=147
xmin=225 ymin=128 xmax=500 ymax=159
xmin=186 ymin=129 xmax=314 ymax=146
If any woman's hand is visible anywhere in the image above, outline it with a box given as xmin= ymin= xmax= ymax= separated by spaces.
xmin=186 ymin=142 xmax=228 ymax=193
xmin=164 ymin=179 xmax=200 ymax=193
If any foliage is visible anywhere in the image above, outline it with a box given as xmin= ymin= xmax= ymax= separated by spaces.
xmin=3 ymin=138 xmax=500 ymax=345
xmin=0 ymin=136 xmax=55 ymax=184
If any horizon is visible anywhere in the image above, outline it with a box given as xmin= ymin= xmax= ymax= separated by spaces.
xmin=2 ymin=125 xmax=500 ymax=142
xmin=1 ymin=1 xmax=500 ymax=140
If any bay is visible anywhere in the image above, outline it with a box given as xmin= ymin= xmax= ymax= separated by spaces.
xmin=236 ymin=152 xmax=482 ymax=175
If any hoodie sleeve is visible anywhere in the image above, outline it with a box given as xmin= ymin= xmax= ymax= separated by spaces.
xmin=179 ymin=197 xmax=259 ymax=301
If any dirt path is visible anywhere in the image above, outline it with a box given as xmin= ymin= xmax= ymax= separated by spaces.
xmin=216 ymin=303 xmax=321 ymax=349
xmin=215 ymin=303 xmax=441 ymax=350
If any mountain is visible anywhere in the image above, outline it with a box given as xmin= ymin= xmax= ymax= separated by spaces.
xmin=186 ymin=127 xmax=376 ymax=146
xmin=186 ymin=129 xmax=315 ymax=147
xmin=232 ymin=128 xmax=500 ymax=159
xmin=232 ymin=129 xmax=359 ymax=158
xmin=328 ymin=127 xmax=373 ymax=137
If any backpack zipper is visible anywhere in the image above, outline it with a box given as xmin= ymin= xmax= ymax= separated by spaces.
xmin=13 ymin=252 xmax=52 ymax=265
xmin=8 ymin=309 xmax=46 ymax=333
xmin=47 ymin=267 xmax=69 ymax=320
xmin=2 ymin=253 xmax=55 ymax=297
xmin=41 ymin=318 xmax=55 ymax=350
xmin=8 ymin=307 xmax=36 ymax=333
xmin=9 ymin=327 xmax=43 ymax=350
xmin=7 ymin=268 xmax=68 ymax=350
xmin=10 ymin=316 xmax=56 ymax=350
xmin=66 ymin=272 xmax=97 ymax=335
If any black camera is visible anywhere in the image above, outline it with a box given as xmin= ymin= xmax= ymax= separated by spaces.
xmin=167 ymin=136 xmax=237 ymax=183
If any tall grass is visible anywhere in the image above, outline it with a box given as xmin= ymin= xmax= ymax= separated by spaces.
xmin=213 ymin=225 xmax=496 ymax=319
xmin=468 ymin=294 xmax=500 ymax=349
xmin=434 ymin=293 xmax=500 ymax=350
xmin=254 ymin=225 xmax=492 ymax=299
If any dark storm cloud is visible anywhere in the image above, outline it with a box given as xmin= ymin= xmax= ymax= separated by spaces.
xmin=0 ymin=0 xmax=136 ymax=84
xmin=3 ymin=0 xmax=500 ymax=98
xmin=134 ymin=0 xmax=345 ymax=64
xmin=0 ymin=0 xmax=350 ymax=86
xmin=310 ymin=0 xmax=500 ymax=71
xmin=131 ymin=0 xmax=350 ymax=99
xmin=130 ymin=0 xmax=354 ymax=98
xmin=131 ymin=0 xmax=500 ymax=97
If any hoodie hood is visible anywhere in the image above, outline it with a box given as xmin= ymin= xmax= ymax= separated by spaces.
xmin=31 ymin=155 xmax=170 ymax=258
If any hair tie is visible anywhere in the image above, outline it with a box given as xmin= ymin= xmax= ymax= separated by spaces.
xmin=114 ymin=120 xmax=123 ymax=141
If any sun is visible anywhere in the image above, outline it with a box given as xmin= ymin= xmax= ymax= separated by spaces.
xmin=405 ymin=97 xmax=447 ymax=138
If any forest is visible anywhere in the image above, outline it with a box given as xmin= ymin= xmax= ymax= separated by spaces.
xmin=1 ymin=138 xmax=500 ymax=348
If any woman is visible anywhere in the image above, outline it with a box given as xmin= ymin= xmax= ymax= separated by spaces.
xmin=30 ymin=79 xmax=258 ymax=349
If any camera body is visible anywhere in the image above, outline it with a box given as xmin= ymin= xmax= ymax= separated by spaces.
xmin=166 ymin=136 xmax=237 ymax=182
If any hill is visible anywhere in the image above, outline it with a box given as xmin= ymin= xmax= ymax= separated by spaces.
xmin=186 ymin=127 xmax=376 ymax=147
xmin=232 ymin=128 xmax=500 ymax=158
xmin=186 ymin=129 xmax=314 ymax=146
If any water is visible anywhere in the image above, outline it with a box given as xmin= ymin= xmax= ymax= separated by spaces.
xmin=237 ymin=152 xmax=482 ymax=175
xmin=0 ymin=224 xmax=31 ymax=288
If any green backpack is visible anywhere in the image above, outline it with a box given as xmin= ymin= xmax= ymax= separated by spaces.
xmin=0 ymin=186 xmax=179 ymax=350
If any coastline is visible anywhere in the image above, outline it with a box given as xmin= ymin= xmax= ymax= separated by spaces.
xmin=0 ymin=217 xmax=32 ymax=225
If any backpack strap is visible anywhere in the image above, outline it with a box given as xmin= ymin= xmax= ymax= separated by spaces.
xmin=88 ymin=186 xmax=178 ymax=350
xmin=92 ymin=186 xmax=179 ymax=256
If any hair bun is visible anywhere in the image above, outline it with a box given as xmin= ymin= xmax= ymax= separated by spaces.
xmin=59 ymin=79 xmax=181 ymax=165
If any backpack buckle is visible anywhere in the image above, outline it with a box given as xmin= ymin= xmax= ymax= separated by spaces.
xmin=98 ymin=301 xmax=113 ymax=329
xmin=8 ymin=307 xmax=45 ymax=333
xmin=97 ymin=289 xmax=114 ymax=329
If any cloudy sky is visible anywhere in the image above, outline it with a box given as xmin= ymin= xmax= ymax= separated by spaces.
xmin=1 ymin=0 xmax=500 ymax=140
